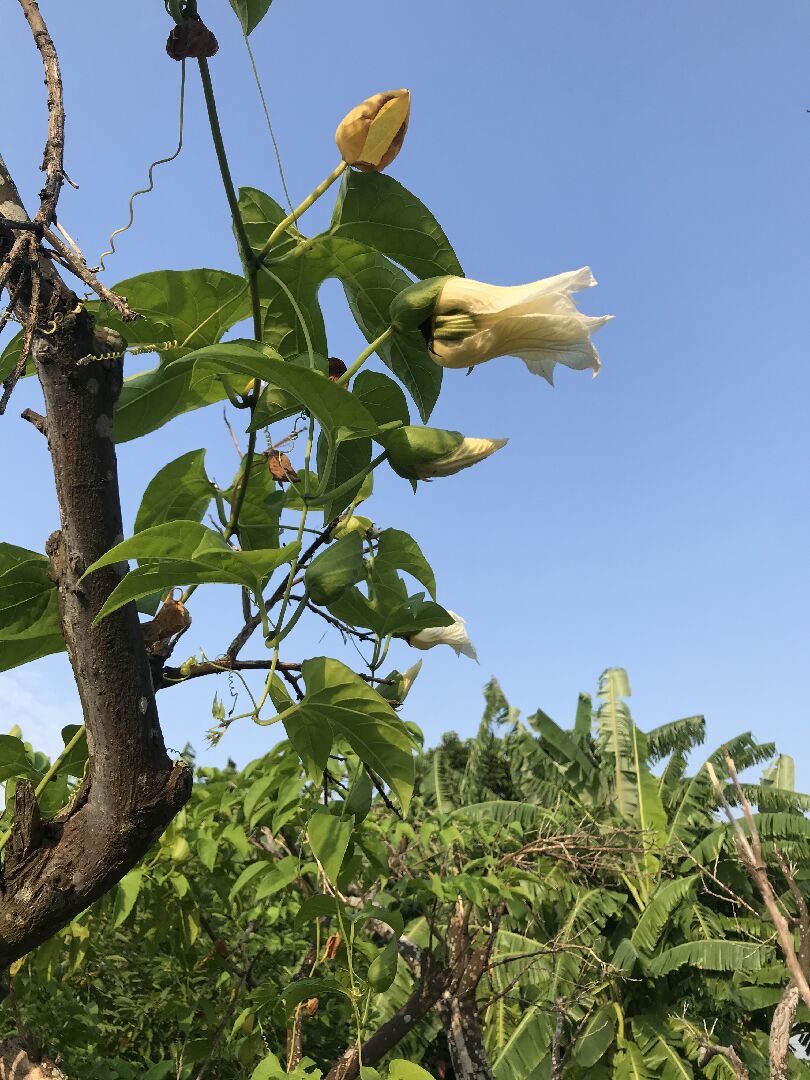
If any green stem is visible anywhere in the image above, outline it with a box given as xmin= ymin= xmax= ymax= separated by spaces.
xmin=255 ymin=161 xmax=347 ymax=265
xmin=338 ymin=327 xmax=393 ymax=385
xmin=198 ymin=59 xmax=253 ymax=278
xmin=198 ymin=56 xmax=262 ymax=543
xmin=0 ymin=725 xmax=86 ymax=853
xmin=305 ymin=451 xmax=388 ymax=507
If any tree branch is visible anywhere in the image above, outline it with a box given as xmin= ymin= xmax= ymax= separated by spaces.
xmin=707 ymin=756 xmax=810 ymax=1012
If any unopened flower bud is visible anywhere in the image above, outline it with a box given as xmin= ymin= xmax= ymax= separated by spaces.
xmin=409 ymin=612 xmax=478 ymax=662
xmin=382 ymin=425 xmax=506 ymax=482
xmin=335 ymin=90 xmax=411 ymax=172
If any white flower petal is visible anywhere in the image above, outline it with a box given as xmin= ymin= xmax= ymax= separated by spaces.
xmin=430 ymin=271 xmax=611 ymax=376
xmin=416 ymin=436 xmax=508 ymax=478
xmin=409 ymin=611 xmax=478 ymax=662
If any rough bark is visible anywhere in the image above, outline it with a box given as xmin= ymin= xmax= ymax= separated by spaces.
xmin=770 ymin=984 xmax=800 ymax=1080
xmin=0 ymin=155 xmax=192 ymax=963
xmin=435 ymin=900 xmax=497 ymax=1080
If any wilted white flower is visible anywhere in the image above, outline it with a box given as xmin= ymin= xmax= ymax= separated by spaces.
xmin=335 ymin=89 xmax=411 ymax=172
xmin=415 ymin=436 xmax=507 ymax=479
xmin=391 ymin=268 xmax=612 ymax=384
xmin=409 ymin=611 xmax=478 ymax=662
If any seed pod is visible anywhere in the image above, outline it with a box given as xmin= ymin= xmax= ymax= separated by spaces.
xmin=328 ymin=357 xmax=348 ymax=382
xmin=166 ymin=18 xmax=219 ymax=61
xmin=305 ymin=997 xmax=319 ymax=1017
xmin=141 ymin=593 xmax=192 ymax=656
xmin=266 ymin=449 xmax=300 ymax=484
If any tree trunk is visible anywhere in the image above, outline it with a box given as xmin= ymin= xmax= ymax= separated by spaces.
xmin=0 ymin=153 xmax=192 ymax=964
xmin=770 ymin=984 xmax=800 ymax=1080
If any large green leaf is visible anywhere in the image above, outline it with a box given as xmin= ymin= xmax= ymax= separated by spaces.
xmin=83 ymin=523 xmax=299 ymax=620
xmin=330 ymin=170 xmax=463 ymax=279
xmin=228 ymin=0 xmax=272 ymax=34
xmin=492 ymin=1007 xmax=553 ymax=1080
xmin=0 ymin=543 xmax=64 ymax=669
xmin=242 ymin=189 xmax=442 ymax=419
xmin=0 ymin=634 xmax=64 ymax=672
xmin=572 ymin=1004 xmax=618 ymax=1068
xmin=595 ymin=668 xmax=667 ymax=846
xmin=169 ymin=340 xmax=382 ymax=444
xmin=629 ymin=874 xmax=698 ymax=954
xmin=284 ymin=658 xmax=414 ymax=811
xmin=375 ymin=529 xmax=436 ymax=600
xmin=648 ymin=939 xmax=770 ymax=976
xmin=307 ymin=808 xmax=353 ymax=883
xmin=352 ymin=370 xmax=410 ymax=428
xmin=134 ymin=450 xmax=214 ymax=533
xmin=102 ymin=269 xmax=250 ymax=357
xmin=223 ymin=454 xmax=284 ymax=551
xmin=305 ymin=534 xmax=366 ymax=606
xmin=116 ymin=361 xmax=245 ymax=444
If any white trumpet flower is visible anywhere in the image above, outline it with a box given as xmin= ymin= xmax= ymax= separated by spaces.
xmin=409 ymin=612 xmax=478 ymax=662
xmin=391 ymin=268 xmax=613 ymax=384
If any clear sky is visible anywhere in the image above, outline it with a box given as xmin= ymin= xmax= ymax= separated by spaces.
xmin=1 ymin=1 xmax=808 ymax=783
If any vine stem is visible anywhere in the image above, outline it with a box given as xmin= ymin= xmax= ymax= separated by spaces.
xmin=197 ymin=56 xmax=263 ymax=545
xmin=255 ymin=161 xmax=348 ymax=266
xmin=0 ymin=725 xmax=86 ymax=853
xmin=338 ymin=327 xmax=393 ymax=385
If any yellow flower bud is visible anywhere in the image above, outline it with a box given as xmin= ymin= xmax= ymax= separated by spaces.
xmin=335 ymin=89 xmax=411 ymax=172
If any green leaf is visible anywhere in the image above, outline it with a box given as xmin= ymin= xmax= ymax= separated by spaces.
xmin=307 ymin=808 xmax=353 ymax=883
xmin=170 ymin=340 xmax=381 ymax=444
xmin=242 ymin=190 xmax=442 ymax=418
xmin=0 ymin=634 xmax=64 ymax=672
xmin=253 ymin=856 xmax=301 ymax=901
xmin=0 ymin=558 xmax=59 ymax=639
xmin=84 ymin=524 xmax=299 ymax=621
xmin=630 ymin=875 xmax=698 ymax=954
xmin=305 ymin=534 xmax=366 ymax=606
xmin=762 ymin=754 xmax=795 ymax=790
xmin=112 ymin=869 xmax=144 ymax=928
xmin=648 ymin=939 xmax=770 ymax=976
xmin=376 ymin=529 xmax=436 ymax=600
xmin=283 ymin=707 xmax=333 ymax=783
xmin=315 ymin=433 xmax=373 ymax=521
xmin=331 ymin=170 xmax=463 ymax=279
xmin=228 ymin=0 xmax=272 ymax=35
xmin=224 ymin=454 xmax=284 ymax=551
xmin=134 ymin=450 xmax=214 ymax=533
xmin=388 ymin=1060 xmax=436 ymax=1079
xmin=278 ymin=976 xmax=345 ymax=1016
xmin=367 ymin=939 xmax=399 ymax=993
xmin=103 ymin=269 xmax=250 ymax=358
xmin=352 ymin=370 xmax=410 ymax=428
xmin=572 ymin=1005 xmax=617 ymax=1068
xmin=0 ymin=546 xmax=62 ymax=662
xmin=250 ymin=1054 xmax=284 ymax=1080
xmin=286 ymin=659 xmax=414 ymax=811
xmin=116 ymin=360 xmax=247 ymax=444
xmin=0 ymin=735 xmax=40 ymax=783
xmin=294 ymin=895 xmax=336 ymax=929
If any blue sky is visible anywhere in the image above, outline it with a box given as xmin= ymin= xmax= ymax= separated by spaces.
xmin=1 ymin=1 xmax=808 ymax=782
